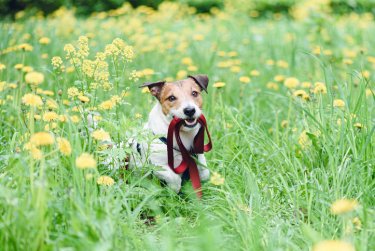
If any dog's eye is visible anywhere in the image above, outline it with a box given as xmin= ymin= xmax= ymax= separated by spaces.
xmin=192 ymin=91 xmax=199 ymax=97
xmin=167 ymin=95 xmax=176 ymax=102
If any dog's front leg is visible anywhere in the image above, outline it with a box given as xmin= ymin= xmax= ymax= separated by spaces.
xmin=153 ymin=165 xmax=182 ymax=193
xmin=197 ymin=154 xmax=210 ymax=181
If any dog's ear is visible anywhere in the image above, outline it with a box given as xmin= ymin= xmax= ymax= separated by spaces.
xmin=188 ymin=74 xmax=209 ymax=93
xmin=140 ymin=80 xmax=166 ymax=100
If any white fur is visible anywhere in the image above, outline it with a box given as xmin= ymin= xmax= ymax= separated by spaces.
xmin=129 ymin=102 xmax=210 ymax=192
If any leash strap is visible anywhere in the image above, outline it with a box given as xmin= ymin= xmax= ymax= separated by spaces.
xmin=166 ymin=114 xmax=212 ymax=198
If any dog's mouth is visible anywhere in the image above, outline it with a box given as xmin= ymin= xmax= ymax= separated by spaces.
xmin=183 ymin=118 xmax=198 ymax=128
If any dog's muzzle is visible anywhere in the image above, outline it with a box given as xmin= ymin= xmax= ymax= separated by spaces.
xmin=182 ymin=107 xmax=198 ymax=127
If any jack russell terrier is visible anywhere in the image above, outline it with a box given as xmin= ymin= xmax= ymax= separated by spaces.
xmin=127 ymin=74 xmax=211 ymax=194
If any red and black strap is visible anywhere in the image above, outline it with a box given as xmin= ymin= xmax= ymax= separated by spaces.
xmin=166 ymin=114 xmax=212 ymax=198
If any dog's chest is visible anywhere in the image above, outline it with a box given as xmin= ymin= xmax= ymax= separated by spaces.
xmin=174 ymin=130 xmax=198 ymax=151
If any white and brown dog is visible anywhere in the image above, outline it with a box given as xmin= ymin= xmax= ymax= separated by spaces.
xmin=127 ymin=75 xmax=210 ymax=193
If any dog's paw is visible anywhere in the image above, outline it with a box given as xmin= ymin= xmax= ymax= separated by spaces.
xmin=199 ymin=168 xmax=210 ymax=181
xmin=167 ymin=178 xmax=182 ymax=193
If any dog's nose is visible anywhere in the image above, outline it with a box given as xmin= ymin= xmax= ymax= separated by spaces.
xmin=183 ymin=107 xmax=196 ymax=117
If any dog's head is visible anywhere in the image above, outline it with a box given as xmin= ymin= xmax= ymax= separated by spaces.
xmin=141 ymin=74 xmax=209 ymax=128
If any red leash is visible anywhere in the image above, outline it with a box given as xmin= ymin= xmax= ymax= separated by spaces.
xmin=166 ymin=114 xmax=212 ymax=198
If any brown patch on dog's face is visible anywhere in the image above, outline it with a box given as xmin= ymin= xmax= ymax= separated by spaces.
xmin=159 ymin=78 xmax=203 ymax=116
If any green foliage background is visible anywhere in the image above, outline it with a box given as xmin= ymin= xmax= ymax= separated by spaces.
xmin=2 ymin=0 xmax=375 ymax=17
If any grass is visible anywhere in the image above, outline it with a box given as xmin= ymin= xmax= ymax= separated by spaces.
xmin=0 ymin=2 xmax=374 ymax=251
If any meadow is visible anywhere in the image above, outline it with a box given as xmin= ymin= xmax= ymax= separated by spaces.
xmin=0 ymin=2 xmax=374 ymax=251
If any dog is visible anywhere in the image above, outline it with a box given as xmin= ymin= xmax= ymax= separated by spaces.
xmin=127 ymin=75 xmax=211 ymax=193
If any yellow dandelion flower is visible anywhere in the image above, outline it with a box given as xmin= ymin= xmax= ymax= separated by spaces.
xmin=67 ymin=87 xmax=80 ymax=97
xmin=0 ymin=81 xmax=6 ymax=92
xmin=298 ymin=130 xmax=311 ymax=149
xmin=312 ymin=46 xmax=321 ymax=55
xmin=230 ymin=66 xmax=241 ymax=73
xmin=70 ymin=115 xmax=80 ymax=123
xmin=142 ymin=68 xmax=154 ymax=76
xmin=188 ymin=65 xmax=198 ymax=72
xmin=14 ymin=63 xmax=24 ymax=70
xmin=217 ymin=61 xmax=231 ymax=68
xmin=30 ymin=147 xmax=43 ymax=160
xmin=352 ymin=217 xmax=362 ymax=230
xmin=228 ymin=51 xmax=238 ymax=57
xmin=30 ymin=132 xmax=54 ymax=146
xmin=330 ymin=199 xmax=359 ymax=215
xmin=274 ymin=75 xmax=285 ymax=82
xmin=91 ymin=129 xmax=110 ymax=141
xmin=362 ymin=70 xmax=370 ymax=79
xmin=301 ymin=81 xmax=312 ymax=88
xmin=313 ymin=82 xmax=327 ymax=94
xmin=284 ymin=77 xmax=299 ymax=89
xmin=276 ymin=60 xmax=289 ymax=68
xmin=22 ymin=66 xmax=33 ymax=73
xmin=141 ymin=87 xmax=150 ymax=93
xmin=43 ymin=111 xmax=59 ymax=122
xmin=239 ymin=76 xmax=251 ymax=83
xmin=312 ymin=240 xmax=354 ymax=251
xmin=71 ymin=106 xmax=80 ymax=112
xmin=25 ymin=71 xmax=44 ymax=85
xmin=266 ymin=82 xmax=279 ymax=90
xmin=19 ymin=43 xmax=33 ymax=51
xmin=210 ymin=172 xmax=225 ymax=185
xmin=0 ymin=63 xmax=6 ymax=71
xmin=181 ymin=57 xmax=193 ymax=65
xmin=323 ymin=49 xmax=333 ymax=56
xmin=135 ymin=113 xmax=142 ymax=119
xmin=343 ymin=58 xmax=353 ymax=65
xmin=354 ymin=123 xmax=363 ymax=129
xmin=56 ymin=137 xmax=72 ymax=156
xmin=293 ymin=90 xmax=309 ymax=100
xmin=250 ymin=70 xmax=260 ymax=76
xmin=110 ymin=95 xmax=121 ymax=104
xmin=99 ymin=100 xmax=115 ymax=110
xmin=66 ymin=66 xmax=75 ymax=73
xmin=43 ymin=90 xmax=54 ymax=96
xmin=343 ymin=49 xmax=357 ymax=58
xmin=281 ymin=120 xmax=288 ymax=128
xmin=76 ymin=153 xmax=96 ymax=169
xmin=46 ymin=99 xmax=58 ymax=109
xmin=78 ymin=95 xmax=90 ymax=103
xmin=22 ymin=93 xmax=43 ymax=107
xmin=44 ymin=122 xmax=58 ymax=131
xmin=333 ymin=99 xmax=345 ymax=108
xmin=217 ymin=51 xmax=226 ymax=57
xmin=97 ymin=175 xmax=115 ymax=186
xmin=213 ymin=82 xmax=226 ymax=88
xmin=39 ymin=37 xmax=51 ymax=45
xmin=266 ymin=59 xmax=274 ymax=66
xmin=7 ymin=83 xmax=17 ymax=89
xmin=177 ymin=70 xmax=187 ymax=79
xmin=193 ymin=34 xmax=204 ymax=41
